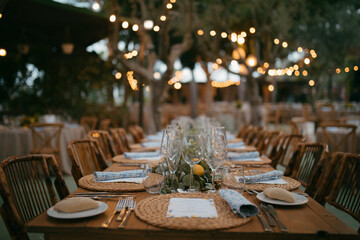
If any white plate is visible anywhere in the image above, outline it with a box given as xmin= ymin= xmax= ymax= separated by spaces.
xmin=256 ymin=192 xmax=308 ymax=206
xmin=47 ymin=201 xmax=108 ymax=219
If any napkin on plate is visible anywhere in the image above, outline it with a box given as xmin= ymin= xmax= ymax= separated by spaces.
xmin=140 ymin=141 xmax=161 ymax=148
xmin=228 ymin=151 xmax=260 ymax=161
xmin=227 ymin=142 xmax=245 ymax=149
xmin=124 ymin=151 xmax=162 ymax=159
xmin=94 ymin=169 xmax=145 ymax=182
xmin=237 ymin=170 xmax=284 ymax=184
xmin=219 ymin=189 xmax=258 ymax=218
xmin=53 ymin=197 xmax=99 ymax=213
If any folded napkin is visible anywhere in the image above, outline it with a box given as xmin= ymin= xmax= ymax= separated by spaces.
xmin=124 ymin=151 xmax=162 ymax=159
xmin=218 ymin=189 xmax=258 ymax=218
xmin=146 ymin=134 xmax=163 ymax=141
xmin=141 ymin=141 xmax=161 ymax=148
xmin=237 ymin=170 xmax=283 ymax=184
xmin=228 ymin=151 xmax=260 ymax=161
xmin=53 ymin=197 xmax=99 ymax=213
xmin=94 ymin=169 xmax=145 ymax=182
xmin=227 ymin=142 xmax=245 ymax=149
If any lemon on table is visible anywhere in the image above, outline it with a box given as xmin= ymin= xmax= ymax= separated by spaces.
xmin=193 ymin=164 xmax=205 ymax=176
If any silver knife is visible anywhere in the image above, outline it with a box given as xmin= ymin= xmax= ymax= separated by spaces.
xmin=267 ymin=204 xmax=289 ymax=232
xmin=260 ymin=203 xmax=276 ymax=227
xmin=257 ymin=212 xmax=272 ymax=232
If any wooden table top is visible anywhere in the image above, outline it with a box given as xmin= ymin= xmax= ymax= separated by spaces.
xmin=26 ymin=165 xmax=358 ymax=240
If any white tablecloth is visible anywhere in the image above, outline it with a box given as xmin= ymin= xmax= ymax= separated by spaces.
xmin=0 ymin=125 xmax=86 ymax=175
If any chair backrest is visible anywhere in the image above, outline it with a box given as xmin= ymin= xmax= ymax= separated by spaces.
xmin=244 ymin=126 xmax=264 ymax=145
xmin=99 ymin=119 xmax=112 ymax=131
xmin=67 ymin=139 xmax=108 ymax=185
xmin=285 ymin=142 xmax=326 ymax=188
xmin=128 ymin=125 xmax=145 ymax=143
xmin=80 ymin=116 xmax=98 ymax=132
xmin=87 ymin=130 xmax=116 ymax=161
xmin=278 ymin=134 xmax=304 ymax=167
xmin=264 ymin=103 xmax=280 ymax=127
xmin=109 ymin=128 xmax=131 ymax=154
xmin=236 ymin=124 xmax=251 ymax=139
xmin=29 ymin=123 xmax=64 ymax=170
xmin=324 ymin=152 xmax=360 ymax=232
xmin=318 ymin=123 xmax=357 ymax=153
xmin=258 ymin=130 xmax=282 ymax=156
xmin=0 ymin=154 xmax=69 ymax=240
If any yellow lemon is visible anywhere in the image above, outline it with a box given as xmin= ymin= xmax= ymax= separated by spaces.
xmin=193 ymin=164 xmax=205 ymax=176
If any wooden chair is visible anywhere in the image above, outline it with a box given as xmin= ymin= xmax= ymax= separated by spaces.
xmin=29 ymin=123 xmax=64 ymax=171
xmin=264 ymin=103 xmax=280 ymax=128
xmin=80 ymin=116 xmax=98 ymax=132
xmin=244 ymin=126 xmax=264 ymax=146
xmin=284 ymin=143 xmax=326 ymax=187
xmin=318 ymin=123 xmax=357 ymax=153
xmin=258 ymin=130 xmax=282 ymax=157
xmin=109 ymin=128 xmax=132 ymax=154
xmin=128 ymin=125 xmax=145 ymax=143
xmin=87 ymin=130 xmax=117 ymax=162
xmin=0 ymin=154 xmax=69 ymax=240
xmin=99 ymin=119 xmax=112 ymax=131
xmin=236 ymin=124 xmax=251 ymax=139
xmin=323 ymin=152 xmax=360 ymax=232
xmin=272 ymin=134 xmax=304 ymax=168
xmin=67 ymin=139 xmax=108 ymax=185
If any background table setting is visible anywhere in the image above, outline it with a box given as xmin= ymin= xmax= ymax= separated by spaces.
xmin=26 ymin=116 xmax=358 ymax=239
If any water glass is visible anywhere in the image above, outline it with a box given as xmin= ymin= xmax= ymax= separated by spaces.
xmin=141 ymin=164 xmax=164 ymax=194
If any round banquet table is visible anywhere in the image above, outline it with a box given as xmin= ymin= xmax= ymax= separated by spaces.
xmin=0 ymin=124 xmax=86 ymax=175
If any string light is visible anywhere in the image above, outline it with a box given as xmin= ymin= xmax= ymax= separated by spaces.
xmin=237 ymin=36 xmax=245 ymax=44
xmin=302 ymin=70 xmax=308 ymax=76
xmin=274 ymin=38 xmax=280 ymax=44
xmin=170 ymin=0 xmax=176 ymax=3
xmin=160 ymin=15 xmax=166 ymax=21
xmin=344 ymin=67 xmax=349 ymax=72
xmin=249 ymin=27 xmax=256 ymax=33
xmin=0 ymin=49 xmax=6 ymax=57
xmin=309 ymin=80 xmax=315 ymax=86
xmin=92 ymin=2 xmax=100 ymax=10
xmin=197 ymin=29 xmax=204 ymax=36
xmin=240 ymin=31 xmax=247 ymax=38
xmin=211 ymin=80 xmax=240 ymax=88
xmin=216 ymin=58 xmax=222 ymax=64
xmin=122 ymin=21 xmax=129 ymax=29
xmin=268 ymin=84 xmax=274 ymax=92
xmin=336 ymin=68 xmax=341 ymax=74
xmin=230 ymin=33 xmax=237 ymax=42
xmin=154 ymin=72 xmax=161 ymax=79
xmin=166 ymin=3 xmax=173 ymax=9
xmin=127 ymin=71 xmax=138 ymax=91
xmin=0 ymin=13 xmax=2 ymax=19
xmin=354 ymin=66 xmax=359 ymax=71
xmin=297 ymin=47 xmax=303 ymax=52
xmin=174 ymin=82 xmax=182 ymax=89
xmin=282 ymin=42 xmax=288 ymax=48
xmin=304 ymin=58 xmax=310 ymax=64
xmin=115 ymin=72 xmax=122 ymax=79
xmin=221 ymin=32 xmax=228 ymax=38
xmin=153 ymin=25 xmax=160 ymax=32
xmin=263 ymin=62 xmax=269 ymax=68
xmin=132 ymin=24 xmax=139 ymax=31
xmin=210 ymin=30 xmax=216 ymax=36
xmin=109 ymin=14 xmax=116 ymax=22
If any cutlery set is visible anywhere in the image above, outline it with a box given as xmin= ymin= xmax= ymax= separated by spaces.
xmin=101 ymin=196 xmax=136 ymax=228
xmin=257 ymin=203 xmax=288 ymax=232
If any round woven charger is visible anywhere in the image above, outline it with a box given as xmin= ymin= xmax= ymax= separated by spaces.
xmin=112 ymin=155 xmax=164 ymax=168
xmin=223 ymin=157 xmax=272 ymax=166
xmin=131 ymin=144 xmax=160 ymax=152
xmin=78 ymin=174 xmax=145 ymax=192
xmin=227 ymin=146 xmax=257 ymax=152
xmin=135 ymin=193 xmax=251 ymax=231
xmin=222 ymin=175 xmax=301 ymax=191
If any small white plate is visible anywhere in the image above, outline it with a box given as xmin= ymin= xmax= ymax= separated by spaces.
xmin=256 ymin=192 xmax=308 ymax=206
xmin=47 ymin=201 xmax=108 ymax=219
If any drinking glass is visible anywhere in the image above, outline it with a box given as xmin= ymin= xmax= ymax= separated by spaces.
xmin=202 ymin=127 xmax=227 ymax=192
xmin=142 ymin=164 xmax=164 ymax=194
xmin=223 ymin=166 xmax=245 ymax=193
xmin=182 ymin=134 xmax=202 ymax=192
xmin=164 ymin=129 xmax=182 ymax=192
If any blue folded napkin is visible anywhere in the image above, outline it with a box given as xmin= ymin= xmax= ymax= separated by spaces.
xmin=124 ymin=151 xmax=161 ymax=159
xmin=227 ymin=142 xmax=245 ymax=149
xmin=228 ymin=151 xmax=260 ymax=161
xmin=141 ymin=141 xmax=161 ymax=148
xmin=239 ymin=170 xmax=283 ymax=184
xmin=146 ymin=134 xmax=163 ymax=141
xmin=219 ymin=189 xmax=258 ymax=218
xmin=94 ymin=170 xmax=145 ymax=181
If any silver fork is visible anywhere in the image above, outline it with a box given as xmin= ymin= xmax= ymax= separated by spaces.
xmin=116 ymin=196 xmax=131 ymax=222
xmin=100 ymin=198 xmax=125 ymax=228
xmin=118 ymin=199 xmax=136 ymax=228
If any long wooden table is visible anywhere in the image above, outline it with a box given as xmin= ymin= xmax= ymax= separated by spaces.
xmin=26 ymin=157 xmax=358 ymax=240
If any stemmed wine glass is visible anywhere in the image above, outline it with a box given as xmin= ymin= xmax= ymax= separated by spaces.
xmin=202 ymin=127 xmax=227 ymax=192
xmin=161 ymin=128 xmax=182 ymax=192
xmin=182 ymin=133 xmax=203 ymax=192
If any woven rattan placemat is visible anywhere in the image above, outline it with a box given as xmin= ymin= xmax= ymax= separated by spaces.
xmin=112 ymin=154 xmax=164 ymax=167
xmin=78 ymin=174 xmax=145 ymax=192
xmin=222 ymin=175 xmax=300 ymax=191
xmin=135 ymin=193 xmax=251 ymax=231
xmin=227 ymin=146 xmax=257 ymax=152
xmin=131 ymin=144 xmax=160 ymax=152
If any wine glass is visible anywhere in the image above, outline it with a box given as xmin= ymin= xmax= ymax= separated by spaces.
xmin=165 ymin=129 xmax=182 ymax=192
xmin=182 ymin=133 xmax=202 ymax=192
xmin=202 ymin=127 xmax=227 ymax=192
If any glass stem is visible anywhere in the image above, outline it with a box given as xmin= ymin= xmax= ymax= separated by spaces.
xmin=211 ymin=169 xmax=215 ymax=190
xmin=170 ymin=172 xmax=176 ymax=192
xmin=189 ymin=165 xmax=194 ymax=190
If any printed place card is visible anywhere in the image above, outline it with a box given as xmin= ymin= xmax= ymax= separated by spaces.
xmin=166 ymin=198 xmax=218 ymax=218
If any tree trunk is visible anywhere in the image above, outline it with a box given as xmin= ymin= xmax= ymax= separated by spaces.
xmin=246 ymin=75 xmax=262 ymax=126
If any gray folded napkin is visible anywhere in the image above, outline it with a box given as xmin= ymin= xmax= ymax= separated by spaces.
xmin=141 ymin=141 xmax=161 ymax=148
xmin=124 ymin=151 xmax=161 ymax=159
xmin=239 ymin=170 xmax=284 ymax=184
xmin=219 ymin=189 xmax=258 ymax=218
xmin=228 ymin=151 xmax=260 ymax=161
xmin=146 ymin=134 xmax=163 ymax=141
xmin=227 ymin=142 xmax=245 ymax=149
xmin=94 ymin=169 xmax=145 ymax=181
